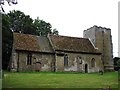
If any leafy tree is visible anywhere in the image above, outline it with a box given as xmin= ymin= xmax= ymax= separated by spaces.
xmin=1 ymin=0 xmax=17 ymax=73
xmin=117 ymin=60 xmax=120 ymax=67
xmin=33 ymin=17 xmax=52 ymax=36
xmin=114 ymin=57 xmax=120 ymax=71
xmin=7 ymin=10 xmax=59 ymax=36
xmin=8 ymin=10 xmax=37 ymax=35
xmin=52 ymin=28 xmax=59 ymax=35
xmin=0 ymin=0 xmax=18 ymax=12
xmin=2 ymin=14 xmax=13 ymax=70
xmin=33 ymin=17 xmax=59 ymax=36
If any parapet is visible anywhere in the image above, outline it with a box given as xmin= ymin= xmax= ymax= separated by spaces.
xmin=84 ymin=25 xmax=111 ymax=32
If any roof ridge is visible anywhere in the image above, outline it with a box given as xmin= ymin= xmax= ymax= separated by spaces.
xmin=49 ymin=34 xmax=87 ymax=40
xmin=13 ymin=32 xmax=40 ymax=37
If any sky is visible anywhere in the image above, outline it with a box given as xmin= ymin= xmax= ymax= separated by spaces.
xmin=2 ymin=0 xmax=119 ymax=57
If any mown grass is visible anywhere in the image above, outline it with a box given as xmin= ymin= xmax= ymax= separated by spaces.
xmin=2 ymin=71 xmax=118 ymax=88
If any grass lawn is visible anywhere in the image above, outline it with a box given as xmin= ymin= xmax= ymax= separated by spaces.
xmin=2 ymin=71 xmax=118 ymax=88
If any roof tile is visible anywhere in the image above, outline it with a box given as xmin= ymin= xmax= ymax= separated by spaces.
xmin=48 ymin=34 xmax=99 ymax=53
xmin=13 ymin=33 xmax=53 ymax=53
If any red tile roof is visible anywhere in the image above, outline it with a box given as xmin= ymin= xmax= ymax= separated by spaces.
xmin=48 ymin=34 xmax=99 ymax=53
xmin=13 ymin=33 xmax=53 ymax=52
xmin=13 ymin=33 xmax=100 ymax=54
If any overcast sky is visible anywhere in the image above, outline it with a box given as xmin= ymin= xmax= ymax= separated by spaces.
xmin=3 ymin=0 xmax=119 ymax=57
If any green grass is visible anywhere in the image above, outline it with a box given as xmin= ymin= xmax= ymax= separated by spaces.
xmin=2 ymin=71 xmax=118 ymax=88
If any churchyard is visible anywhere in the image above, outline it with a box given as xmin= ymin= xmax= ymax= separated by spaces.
xmin=2 ymin=71 xmax=118 ymax=88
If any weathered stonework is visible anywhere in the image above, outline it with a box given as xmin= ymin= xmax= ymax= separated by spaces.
xmin=11 ymin=51 xmax=55 ymax=72
xmin=83 ymin=25 xmax=114 ymax=71
xmin=62 ymin=53 xmax=103 ymax=73
xmin=10 ymin=25 xmax=113 ymax=73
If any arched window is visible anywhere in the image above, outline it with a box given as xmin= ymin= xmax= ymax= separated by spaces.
xmin=91 ymin=58 xmax=95 ymax=67
xmin=64 ymin=54 xmax=68 ymax=67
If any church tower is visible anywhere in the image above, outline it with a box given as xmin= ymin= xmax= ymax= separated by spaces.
xmin=83 ymin=25 xmax=114 ymax=71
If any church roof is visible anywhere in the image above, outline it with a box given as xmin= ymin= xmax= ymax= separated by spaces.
xmin=13 ymin=33 xmax=100 ymax=54
xmin=13 ymin=33 xmax=53 ymax=53
xmin=48 ymin=34 xmax=100 ymax=54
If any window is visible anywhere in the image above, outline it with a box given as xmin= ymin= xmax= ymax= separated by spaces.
xmin=91 ymin=58 xmax=95 ymax=67
xmin=64 ymin=54 xmax=68 ymax=67
xmin=27 ymin=53 xmax=32 ymax=65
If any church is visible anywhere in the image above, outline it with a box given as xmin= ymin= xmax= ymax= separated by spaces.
xmin=10 ymin=25 xmax=114 ymax=73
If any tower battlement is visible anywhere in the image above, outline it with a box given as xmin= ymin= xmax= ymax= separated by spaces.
xmin=84 ymin=25 xmax=111 ymax=32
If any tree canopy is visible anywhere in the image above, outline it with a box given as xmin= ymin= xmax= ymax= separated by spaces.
xmin=7 ymin=10 xmax=59 ymax=36
xmin=8 ymin=10 xmax=37 ymax=35
xmin=114 ymin=57 xmax=120 ymax=71
xmin=0 ymin=0 xmax=18 ymax=12
xmin=2 ymin=14 xmax=13 ymax=70
xmin=33 ymin=17 xmax=52 ymax=36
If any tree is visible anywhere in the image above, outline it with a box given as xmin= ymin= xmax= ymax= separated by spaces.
xmin=8 ymin=10 xmax=37 ymax=35
xmin=1 ymin=0 xmax=17 ymax=74
xmin=52 ymin=28 xmax=59 ymax=35
xmin=2 ymin=14 xmax=13 ymax=70
xmin=117 ymin=60 xmax=120 ymax=67
xmin=7 ymin=10 xmax=59 ymax=36
xmin=114 ymin=57 xmax=120 ymax=71
xmin=33 ymin=17 xmax=52 ymax=36
xmin=33 ymin=17 xmax=59 ymax=36
xmin=0 ymin=0 xmax=18 ymax=12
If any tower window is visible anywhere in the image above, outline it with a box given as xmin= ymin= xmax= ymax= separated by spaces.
xmin=27 ymin=53 xmax=32 ymax=65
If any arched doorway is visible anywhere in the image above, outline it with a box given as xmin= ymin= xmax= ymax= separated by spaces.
xmin=85 ymin=64 xmax=88 ymax=73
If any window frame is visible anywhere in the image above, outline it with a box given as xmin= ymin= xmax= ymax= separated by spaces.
xmin=27 ymin=53 xmax=32 ymax=65
xmin=64 ymin=54 xmax=68 ymax=67
xmin=91 ymin=58 xmax=95 ymax=68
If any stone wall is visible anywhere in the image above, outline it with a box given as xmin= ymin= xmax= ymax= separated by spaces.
xmin=11 ymin=50 xmax=103 ymax=73
xmin=55 ymin=52 xmax=103 ymax=73
xmin=95 ymin=28 xmax=113 ymax=71
xmin=11 ymin=51 xmax=55 ymax=72
xmin=55 ymin=55 xmax=64 ymax=72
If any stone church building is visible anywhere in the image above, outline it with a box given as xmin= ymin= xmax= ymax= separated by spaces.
xmin=10 ymin=25 xmax=114 ymax=73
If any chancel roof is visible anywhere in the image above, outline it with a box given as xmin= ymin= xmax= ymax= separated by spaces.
xmin=48 ymin=34 xmax=100 ymax=54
